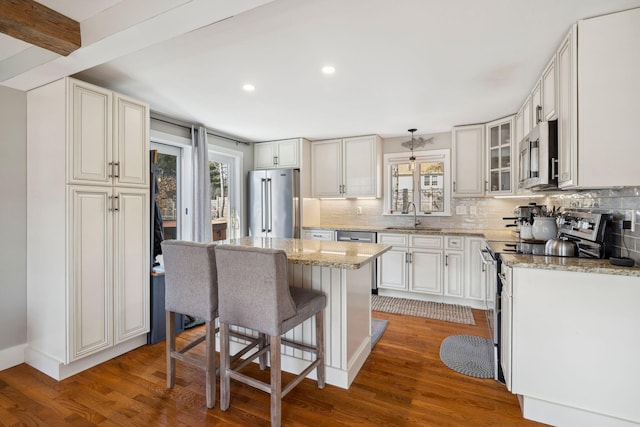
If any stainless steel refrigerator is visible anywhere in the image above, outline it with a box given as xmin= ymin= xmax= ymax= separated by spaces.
xmin=248 ymin=169 xmax=300 ymax=238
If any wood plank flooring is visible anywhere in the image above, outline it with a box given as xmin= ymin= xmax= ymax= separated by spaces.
xmin=0 ymin=309 xmax=547 ymax=426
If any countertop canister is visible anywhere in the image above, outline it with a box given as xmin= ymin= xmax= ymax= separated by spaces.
xmin=532 ymin=216 xmax=558 ymax=240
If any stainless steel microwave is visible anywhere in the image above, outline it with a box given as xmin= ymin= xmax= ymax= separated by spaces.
xmin=518 ymin=120 xmax=558 ymax=190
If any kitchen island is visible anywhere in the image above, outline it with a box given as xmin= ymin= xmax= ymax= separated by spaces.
xmin=217 ymin=237 xmax=391 ymax=389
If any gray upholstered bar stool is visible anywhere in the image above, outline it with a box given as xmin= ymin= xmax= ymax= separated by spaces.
xmin=161 ymin=240 xmax=218 ymax=408
xmin=215 ymin=245 xmax=327 ymax=427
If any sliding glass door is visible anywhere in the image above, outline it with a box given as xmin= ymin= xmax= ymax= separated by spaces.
xmin=209 ymin=151 xmax=240 ymax=240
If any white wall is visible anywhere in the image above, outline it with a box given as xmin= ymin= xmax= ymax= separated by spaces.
xmin=0 ymin=86 xmax=27 ymax=361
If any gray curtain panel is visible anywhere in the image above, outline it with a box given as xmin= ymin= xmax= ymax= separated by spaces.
xmin=192 ymin=125 xmax=212 ymax=242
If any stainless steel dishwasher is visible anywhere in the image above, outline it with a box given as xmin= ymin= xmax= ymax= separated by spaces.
xmin=335 ymin=230 xmax=378 ymax=293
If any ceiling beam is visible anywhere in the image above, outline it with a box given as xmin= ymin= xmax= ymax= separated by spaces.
xmin=0 ymin=0 xmax=80 ymax=56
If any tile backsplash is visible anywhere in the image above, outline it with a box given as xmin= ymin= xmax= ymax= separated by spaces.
xmin=544 ymin=187 xmax=640 ymax=263
xmin=317 ymin=187 xmax=640 ymax=264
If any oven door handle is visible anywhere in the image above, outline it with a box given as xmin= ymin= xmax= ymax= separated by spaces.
xmin=479 ymin=248 xmax=496 ymax=265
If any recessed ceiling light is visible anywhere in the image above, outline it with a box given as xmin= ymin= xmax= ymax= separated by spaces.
xmin=322 ymin=65 xmax=335 ymax=75
xmin=243 ymin=84 xmax=255 ymax=92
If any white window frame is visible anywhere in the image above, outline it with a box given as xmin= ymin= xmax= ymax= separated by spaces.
xmin=208 ymin=143 xmax=244 ymax=238
xmin=151 ymin=129 xmax=193 ymax=241
xmin=383 ymin=149 xmax=451 ymax=217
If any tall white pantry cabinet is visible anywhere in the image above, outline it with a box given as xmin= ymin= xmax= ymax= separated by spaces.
xmin=26 ymin=77 xmax=151 ymax=380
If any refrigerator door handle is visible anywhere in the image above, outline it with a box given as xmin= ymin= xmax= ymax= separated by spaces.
xmin=261 ymin=178 xmax=267 ymax=232
xmin=267 ymin=178 xmax=273 ymax=233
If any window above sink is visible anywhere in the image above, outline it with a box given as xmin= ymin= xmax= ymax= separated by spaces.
xmin=383 ymin=149 xmax=451 ymax=217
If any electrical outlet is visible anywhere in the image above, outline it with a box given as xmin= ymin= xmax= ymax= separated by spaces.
xmin=469 ymin=206 xmax=477 ymax=215
xmin=455 ymin=205 xmax=467 ymax=215
xmin=624 ymin=211 xmax=636 ymax=232
xmin=356 ymin=206 xmax=362 ymax=215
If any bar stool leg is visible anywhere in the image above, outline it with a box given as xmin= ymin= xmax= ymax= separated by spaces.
xmin=259 ymin=333 xmax=268 ymax=370
xmin=270 ymin=335 xmax=282 ymax=427
xmin=315 ymin=310 xmax=325 ymax=389
xmin=205 ymin=320 xmax=216 ymax=408
xmin=166 ymin=310 xmax=176 ymax=388
xmin=220 ymin=322 xmax=231 ymax=411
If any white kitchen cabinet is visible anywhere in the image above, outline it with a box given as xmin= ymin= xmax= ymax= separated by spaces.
xmin=302 ymin=228 xmax=334 ymax=241
xmin=443 ymin=237 xmax=464 ymax=297
xmin=464 ymin=237 xmax=486 ymax=302
xmin=509 ymin=266 xmax=640 ymax=426
xmin=69 ymin=186 xmax=150 ymax=356
xmin=539 ymin=8 xmax=640 ymax=189
xmin=113 ymin=188 xmax=150 ymax=343
xmin=541 ymin=56 xmax=557 ymax=121
xmin=485 ymin=115 xmax=514 ymax=195
xmin=556 ymin=26 xmax=578 ymax=188
xmin=378 ymin=233 xmax=479 ymax=303
xmin=68 ymin=186 xmax=112 ymax=359
xmin=530 ymin=82 xmax=542 ymax=126
xmin=377 ymin=233 xmax=409 ymax=290
xmin=311 ymin=135 xmax=381 ymax=198
xmin=571 ymin=9 xmax=640 ymax=188
xmin=522 ymin=96 xmax=531 ymax=138
xmin=408 ymin=235 xmax=443 ymax=295
xmin=514 ymin=105 xmax=524 ymax=146
xmin=254 ymin=138 xmax=308 ymax=170
xmin=26 ymin=77 xmax=150 ymax=380
xmin=409 ymin=248 xmax=443 ymax=294
xmin=311 ymin=139 xmax=342 ymax=197
xmin=68 ymin=82 xmax=148 ymax=188
xmin=378 ymin=233 xmax=484 ymax=308
xmin=451 ymin=124 xmax=485 ymax=197
xmin=113 ymin=94 xmax=150 ymax=187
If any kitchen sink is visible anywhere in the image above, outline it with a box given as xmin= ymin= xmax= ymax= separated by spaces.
xmin=384 ymin=226 xmax=442 ymax=232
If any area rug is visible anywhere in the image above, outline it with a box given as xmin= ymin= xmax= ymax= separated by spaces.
xmin=371 ymin=318 xmax=388 ymax=349
xmin=439 ymin=335 xmax=494 ymax=379
xmin=371 ymin=295 xmax=475 ymax=325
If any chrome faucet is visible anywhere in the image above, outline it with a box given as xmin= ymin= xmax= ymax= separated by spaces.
xmin=408 ymin=202 xmax=421 ymax=228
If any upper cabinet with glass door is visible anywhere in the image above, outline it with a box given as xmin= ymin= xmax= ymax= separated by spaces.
xmin=486 ymin=116 xmax=514 ymax=195
xmin=385 ymin=149 xmax=451 ymax=216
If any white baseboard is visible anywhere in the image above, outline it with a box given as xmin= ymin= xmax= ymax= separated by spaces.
xmin=24 ymin=335 xmax=147 ymax=381
xmin=521 ymin=395 xmax=639 ymax=427
xmin=0 ymin=343 xmax=27 ymax=371
xmin=377 ymin=288 xmax=487 ymax=310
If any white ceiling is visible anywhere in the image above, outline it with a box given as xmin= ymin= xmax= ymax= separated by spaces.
xmin=2 ymin=0 xmax=640 ymax=141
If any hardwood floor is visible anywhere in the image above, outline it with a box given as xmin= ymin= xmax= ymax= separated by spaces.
xmin=0 ymin=309 xmax=546 ymax=426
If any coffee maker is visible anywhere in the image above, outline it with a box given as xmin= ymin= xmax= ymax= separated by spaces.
xmin=503 ymin=203 xmax=547 ymax=232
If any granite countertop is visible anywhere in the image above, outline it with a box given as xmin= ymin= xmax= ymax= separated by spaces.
xmin=217 ymin=237 xmax=391 ymax=270
xmin=304 ymin=224 xmax=639 ymax=275
xmin=500 ymin=253 xmax=640 ymax=277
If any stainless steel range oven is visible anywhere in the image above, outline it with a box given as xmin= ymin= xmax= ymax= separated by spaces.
xmin=480 ymin=211 xmax=614 ymax=384
xmin=479 ymin=245 xmax=502 ymax=382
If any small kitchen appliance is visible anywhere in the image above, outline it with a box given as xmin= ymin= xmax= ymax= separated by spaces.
xmin=518 ymin=120 xmax=558 ymax=190
xmin=553 ymin=211 xmax=614 ymax=258
xmin=502 ymin=203 xmax=547 ymax=240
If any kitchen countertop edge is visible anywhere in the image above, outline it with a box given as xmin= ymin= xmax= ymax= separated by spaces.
xmin=217 ymin=237 xmax=391 ymax=270
xmin=500 ymin=253 xmax=640 ymax=277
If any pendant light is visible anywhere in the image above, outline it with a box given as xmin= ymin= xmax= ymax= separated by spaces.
xmin=408 ymin=128 xmax=417 ymax=172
